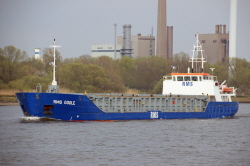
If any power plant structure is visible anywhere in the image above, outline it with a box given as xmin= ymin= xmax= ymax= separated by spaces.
xmin=91 ymin=24 xmax=155 ymax=59
xmin=229 ymin=0 xmax=237 ymax=78
xmin=120 ymin=24 xmax=133 ymax=57
xmin=199 ymin=25 xmax=229 ymax=64
xmin=130 ymin=33 xmax=155 ymax=58
xmin=167 ymin=26 xmax=173 ymax=59
xmin=91 ymin=44 xmax=122 ymax=59
xmin=156 ymin=0 xmax=167 ymax=58
xmin=229 ymin=0 xmax=237 ymax=59
xmin=199 ymin=0 xmax=237 ymax=65
xmin=117 ymin=31 xmax=155 ymax=58
xmin=91 ymin=0 xmax=172 ymax=59
xmin=156 ymin=0 xmax=173 ymax=59
xmin=91 ymin=0 xmax=237 ymax=63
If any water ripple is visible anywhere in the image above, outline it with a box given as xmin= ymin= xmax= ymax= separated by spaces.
xmin=0 ymin=105 xmax=249 ymax=166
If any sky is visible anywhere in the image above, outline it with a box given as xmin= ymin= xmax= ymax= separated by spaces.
xmin=0 ymin=0 xmax=249 ymax=61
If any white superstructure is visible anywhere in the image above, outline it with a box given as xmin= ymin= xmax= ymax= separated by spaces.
xmin=162 ymin=34 xmax=236 ymax=102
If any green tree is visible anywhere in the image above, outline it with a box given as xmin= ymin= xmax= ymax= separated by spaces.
xmin=42 ymin=48 xmax=62 ymax=74
xmin=134 ymin=56 xmax=169 ymax=92
xmin=118 ymin=57 xmax=136 ymax=88
xmin=0 ymin=46 xmax=28 ymax=83
xmin=152 ymin=78 xmax=163 ymax=94
xmin=171 ymin=52 xmax=190 ymax=73
xmin=204 ymin=61 xmax=229 ymax=82
xmin=9 ymin=75 xmax=50 ymax=92
xmin=87 ymin=64 xmax=110 ymax=92
xmin=93 ymin=56 xmax=125 ymax=92
xmin=24 ymin=58 xmax=46 ymax=77
xmin=229 ymin=58 xmax=250 ymax=95
xmin=58 ymin=63 xmax=114 ymax=93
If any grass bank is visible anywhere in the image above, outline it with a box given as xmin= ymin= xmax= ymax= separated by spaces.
xmin=232 ymin=96 xmax=250 ymax=103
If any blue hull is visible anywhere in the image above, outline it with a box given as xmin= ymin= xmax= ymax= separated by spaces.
xmin=16 ymin=92 xmax=239 ymax=121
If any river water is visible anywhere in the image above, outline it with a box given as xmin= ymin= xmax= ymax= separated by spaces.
xmin=0 ymin=104 xmax=250 ymax=166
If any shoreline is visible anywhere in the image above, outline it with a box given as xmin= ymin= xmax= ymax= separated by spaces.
xmin=0 ymin=103 xmax=19 ymax=106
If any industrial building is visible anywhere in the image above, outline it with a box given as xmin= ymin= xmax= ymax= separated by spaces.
xmin=91 ymin=44 xmax=122 ymax=59
xmin=118 ymin=24 xmax=155 ymax=58
xmin=90 ymin=0 xmax=173 ymax=59
xmin=117 ymin=33 xmax=155 ymax=58
xmin=92 ymin=24 xmax=156 ymax=59
xmin=199 ymin=25 xmax=229 ymax=64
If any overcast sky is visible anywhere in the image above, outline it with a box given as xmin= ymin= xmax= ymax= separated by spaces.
xmin=0 ymin=0 xmax=249 ymax=61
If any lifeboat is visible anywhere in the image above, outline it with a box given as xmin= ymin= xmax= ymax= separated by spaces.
xmin=222 ymin=87 xmax=233 ymax=93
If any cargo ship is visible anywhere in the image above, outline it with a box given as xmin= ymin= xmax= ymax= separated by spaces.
xmin=16 ymin=35 xmax=239 ymax=121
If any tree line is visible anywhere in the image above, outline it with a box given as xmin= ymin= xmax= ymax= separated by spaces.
xmin=1 ymin=46 xmax=250 ymax=95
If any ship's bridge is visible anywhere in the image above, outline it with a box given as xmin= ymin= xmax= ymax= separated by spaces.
xmin=162 ymin=72 xmax=235 ymax=102
xmin=163 ymin=73 xmax=217 ymax=82
xmin=162 ymin=72 xmax=221 ymax=100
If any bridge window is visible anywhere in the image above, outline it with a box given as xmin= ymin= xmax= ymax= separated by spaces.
xmin=203 ymin=76 xmax=208 ymax=80
xmin=191 ymin=76 xmax=197 ymax=81
xmin=177 ymin=76 xmax=183 ymax=81
xmin=184 ymin=76 xmax=190 ymax=81
xmin=173 ymin=76 xmax=176 ymax=81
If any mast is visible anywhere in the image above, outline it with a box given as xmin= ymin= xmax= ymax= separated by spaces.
xmin=190 ymin=34 xmax=206 ymax=73
xmin=114 ymin=24 xmax=117 ymax=60
xmin=50 ymin=39 xmax=61 ymax=85
xmin=47 ymin=39 xmax=61 ymax=93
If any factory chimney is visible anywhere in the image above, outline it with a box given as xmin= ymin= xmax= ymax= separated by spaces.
xmin=167 ymin=26 xmax=173 ymax=58
xmin=229 ymin=0 xmax=237 ymax=78
xmin=156 ymin=0 xmax=167 ymax=58
xmin=229 ymin=0 xmax=237 ymax=58
xmin=121 ymin=24 xmax=133 ymax=57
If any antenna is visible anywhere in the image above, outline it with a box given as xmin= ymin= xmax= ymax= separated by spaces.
xmin=210 ymin=68 xmax=215 ymax=76
xmin=50 ymin=39 xmax=61 ymax=85
xmin=114 ymin=24 xmax=117 ymax=60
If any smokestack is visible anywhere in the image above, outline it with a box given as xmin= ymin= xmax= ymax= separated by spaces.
xmin=223 ymin=25 xmax=226 ymax=34
xmin=215 ymin=25 xmax=219 ymax=34
xmin=229 ymin=0 xmax=237 ymax=58
xmin=156 ymin=0 xmax=167 ymax=58
xmin=121 ymin=24 xmax=133 ymax=57
xmin=167 ymin=26 xmax=173 ymax=58
xmin=219 ymin=24 xmax=222 ymax=34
